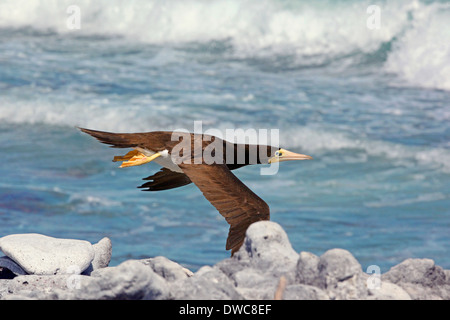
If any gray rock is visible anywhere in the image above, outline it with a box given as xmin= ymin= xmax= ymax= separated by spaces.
xmin=231 ymin=267 xmax=279 ymax=299
xmin=283 ymin=284 xmax=329 ymax=300
xmin=82 ymin=237 xmax=112 ymax=275
xmin=0 ymin=256 xmax=27 ymax=276
xmin=316 ymin=248 xmax=367 ymax=300
xmin=240 ymin=221 xmax=298 ymax=265
xmin=0 ymin=259 xmax=171 ymax=300
xmin=0 ymin=274 xmax=80 ymax=300
xmin=0 ymin=234 xmax=94 ymax=275
xmin=216 ymin=221 xmax=300 ymax=299
xmin=382 ymin=258 xmax=446 ymax=287
xmin=230 ymin=221 xmax=299 ymax=281
xmin=1 ymin=222 xmax=449 ymax=300
xmin=382 ymin=258 xmax=450 ymax=300
xmin=139 ymin=256 xmax=193 ymax=282
xmin=70 ymin=260 xmax=170 ymax=300
xmin=296 ymin=251 xmax=320 ymax=286
xmin=446 ymin=270 xmax=450 ymax=285
xmin=365 ymin=279 xmax=411 ymax=300
xmin=171 ymin=266 xmax=243 ymax=300
xmin=91 ymin=237 xmax=112 ymax=269
xmin=215 ymin=255 xmax=250 ymax=278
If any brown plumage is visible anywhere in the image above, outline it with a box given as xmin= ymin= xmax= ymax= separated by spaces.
xmin=178 ymin=163 xmax=269 ymax=253
xmin=79 ymin=127 xmax=312 ymax=254
xmin=140 ymin=168 xmax=192 ymax=191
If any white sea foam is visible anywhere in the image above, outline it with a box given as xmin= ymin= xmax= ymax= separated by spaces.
xmin=68 ymin=193 xmax=122 ymax=213
xmin=384 ymin=2 xmax=450 ymax=91
xmin=0 ymin=0 xmax=406 ymax=59
xmin=0 ymin=98 xmax=172 ymax=132
xmin=1 ymin=0 xmax=449 ymax=90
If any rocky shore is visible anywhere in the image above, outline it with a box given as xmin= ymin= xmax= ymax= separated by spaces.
xmin=1 ymin=221 xmax=449 ymax=300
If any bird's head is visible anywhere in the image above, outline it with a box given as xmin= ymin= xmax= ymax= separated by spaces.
xmin=268 ymin=148 xmax=313 ymax=164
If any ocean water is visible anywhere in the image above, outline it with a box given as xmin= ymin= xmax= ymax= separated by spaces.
xmin=0 ymin=0 xmax=449 ymax=272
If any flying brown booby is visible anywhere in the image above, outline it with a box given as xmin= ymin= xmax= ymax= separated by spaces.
xmin=79 ymin=127 xmax=312 ymax=254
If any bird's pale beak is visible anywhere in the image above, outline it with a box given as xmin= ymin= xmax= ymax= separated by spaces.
xmin=269 ymin=148 xmax=313 ymax=163
xmin=113 ymin=149 xmax=161 ymax=168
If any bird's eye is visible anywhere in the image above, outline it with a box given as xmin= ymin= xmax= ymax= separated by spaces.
xmin=275 ymin=151 xmax=282 ymax=157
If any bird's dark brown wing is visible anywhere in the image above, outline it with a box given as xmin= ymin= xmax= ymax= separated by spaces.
xmin=179 ymin=163 xmax=270 ymax=254
xmin=78 ymin=127 xmax=176 ymax=151
xmin=139 ymin=168 xmax=192 ymax=191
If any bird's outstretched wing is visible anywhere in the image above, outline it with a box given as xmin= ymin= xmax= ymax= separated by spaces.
xmin=139 ymin=168 xmax=192 ymax=191
xmin=78 ymin=127 xmax=174 ymax=151
xmin=179 ymin=163 xmax=270 ymax=254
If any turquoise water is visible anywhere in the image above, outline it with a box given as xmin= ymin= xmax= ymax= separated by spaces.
xmin=0 ymin=0 xmax=449 ymax=272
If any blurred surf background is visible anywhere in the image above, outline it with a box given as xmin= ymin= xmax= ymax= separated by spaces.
xmin=0 ymin=0 xmax=449 ymax=271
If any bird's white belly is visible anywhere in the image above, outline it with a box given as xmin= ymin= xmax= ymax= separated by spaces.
xmin=136 ymin=147 xmax=183 ymax=173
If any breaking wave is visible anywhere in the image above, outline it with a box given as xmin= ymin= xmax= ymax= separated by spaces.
xmin=0 ymin=0 xmax=449 ymax=89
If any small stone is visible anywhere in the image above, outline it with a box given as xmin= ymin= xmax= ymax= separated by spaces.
xmin=139 ymin=256 xmax=193 ymax=282
xmin=317 ymin=248 xmax=366 ymax=300
xmin=296 ymin=251 xmax=320 ymax=285
xmin=82 ymin=237 xmax=112 ymax=275
xmin=91 ymin=237 xmax=112 ymax=269
xmin=0 ymin=234 xmax=94 ymax=275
